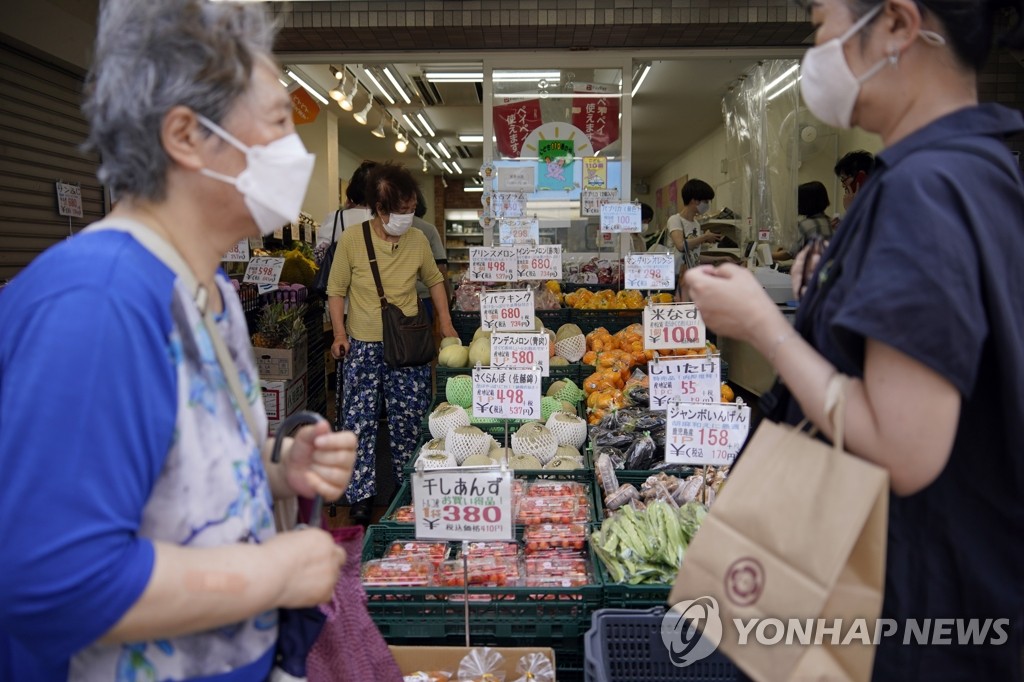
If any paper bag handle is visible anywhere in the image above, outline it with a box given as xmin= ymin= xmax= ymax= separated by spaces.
xmin=823 ymin=373 xmax=849 ymax=451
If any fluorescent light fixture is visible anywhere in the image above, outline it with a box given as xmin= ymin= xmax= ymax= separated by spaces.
xmin=630 ymin=64 xmax=651 ymax=98
xmin=763 ymin=63 xmax=800 ymax=97
xmin=767 ymin=76 xmax=801 ymax=102
xmin=402 ymin=114 xmax=423 ymax=138
xmin=424 ymin=71 xmax=482 ymax=82
xmin=383 ymin=67 xmax=412 ymax=105
xmin=464 ymin=186 xmax=483 ymax=193
xmin=441 ymin=161 xmax=454 ymax=174
xmin=493 ymin=70 xmax=561 ymax=82
xmin=278 ymin=78 xmax=289 ymax=87
xmin=425 ymin=142 xmax=440 ymax=159
xmin=458 ymin=133 xmax=484 ymax=143
xmin=437 ymin=141 xmax=452 ymax=159
xmin=452 ymin=161 xmax=463 ymax=174
xmin=415 ymin=112 xmax=435 ymax=138
xmin=363 ymin=68 xmax=395 ymax=105
xmin=286 ymin=70 xmax=329 ymax=105
xmin=353 ymin=100 xmax=372 ymax=125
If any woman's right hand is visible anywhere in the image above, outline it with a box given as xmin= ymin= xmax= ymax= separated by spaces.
xmin=265 ymin=529 xmax=345 ymax=608
xmin=331 ymin=336 xmax=349 ymax=360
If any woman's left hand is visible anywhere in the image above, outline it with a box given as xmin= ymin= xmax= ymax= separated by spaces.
xmin=684 ymin=264 xmax=781 ymax=344
xmin=440 ymin=321 xmax=459 ymax=340
xmin=283 ymin=421 xmax=356 ymax=502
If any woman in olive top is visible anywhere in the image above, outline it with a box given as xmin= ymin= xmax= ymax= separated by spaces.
xmin=326 ymin=162 xmax=458 ymax=524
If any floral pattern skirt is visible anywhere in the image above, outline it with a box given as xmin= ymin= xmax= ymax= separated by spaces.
xmin=338 ymin=339 xmax=431 ymax=503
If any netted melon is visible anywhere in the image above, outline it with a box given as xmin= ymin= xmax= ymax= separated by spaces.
xmin=419 ymin=437 xmax=447 ymax=457
xmin=447 ymin=425 xmax=491 ymax=464
xmin=489 ymin=446 xmax=513 ymax=464
xmin=551 ymin=378 xmax=584 ymax=404
xmin=462 ymin=453 xmax=499 ymax=467
xmin=438 ymin=344 xmax=469 ymax=368
xmin=418 ymin=451 xmax=457 ymax=470
xmin=543 ymin=455 xmax=583 ymax=470
xmin=440 ymin=336 xmax=462 ymax=350
xmin=508 ymin=453 xmax=542 ymax=470
xmin=511 ymin=422 xmax=558 ymax=465
xmin=472 ymin=327 xmax=491 ymax=342
xmin=429 ymin=403 xmax=470 ymax=439
xmin=540 ymin=396 xmax=562 ymax=421
xmin=555 ymin=443 xmax=582 ymax=461
xmin=554 ymin=323 xmax=586 ymax=362
xmin=550 ymin=356 xmax=569 ymax=367
xmin=468 ymin=336 xmax=491 ymax=366
xmin=445 ymin=375 xmax=474 ymax=408
xmin=545 ymin=412 xmax=587 ymax=449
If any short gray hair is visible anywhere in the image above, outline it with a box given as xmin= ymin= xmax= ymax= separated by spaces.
xmin=83 ymin=0 xmax=278 ymax=201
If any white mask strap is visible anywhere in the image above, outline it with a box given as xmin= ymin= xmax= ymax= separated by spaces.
xmin=839 ymin=3 xmax=884 ymax=44
xmin=199 ymin=167 xmax=239 ymax=185
xmin=196 ymin=114 xmax=249 ymax=155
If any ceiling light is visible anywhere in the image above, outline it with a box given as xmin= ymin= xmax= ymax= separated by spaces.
xmin=383 ymin=67 xmax=412 ymax=105
xmin=339 ymin=92 xmax=353 ymax=111
xmin=767 ymin=76 xmax=801 ymax=102
xmin=493 ymin=70 xmax=561 ymax=82
xmin=286 ymin=69 xmax=329 ymax=105
xmin=452 ymin=161 xmax=462 ymax=174
xmin=395 ymin=134 xmax=408 ymax=153
xmin=630 ymin=64 xmax=651 ymax=98
xmin=425 ymin=142 xmax=440 ymax=159
xmin=441 ymin=161 xmax=454 ymax=174
xmin=278 ymin=78 xmax=289 ymax=87
xmin=353 ymin=99 xmax=372 ymax=125
xmin=463 ymin=186 xmax=483 ymax=193
xmin=415 ymin=112 xmax=435 ymax=138
xmin=371 ymin=116 xmax=387 ymax=138
xmin=437 ymin=141 xmax=452 ymax=159
xmin=458 ymin=133 xmax=484 ymax=143
xmin=363 ymin=68 xmax=396 ymax=105
xmin=424 ymin=71 xmax=483 ymax=82
xmin=763 ymin=64 xmax=800 ymax=96
xmin=402 ymin=114 xmax=423 ymax=138
xmin=422 ymin=160 xmax=429 ymax=173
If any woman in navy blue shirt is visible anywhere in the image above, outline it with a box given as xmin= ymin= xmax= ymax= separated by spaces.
xmin=687 ymin=0 xmax=1024 ymax=679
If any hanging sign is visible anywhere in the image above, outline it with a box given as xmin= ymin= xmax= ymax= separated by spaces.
xmin=643 ymin=303 xmax=706 ymax=350
xmin=469 ymin=246 xmax=518 ymax=283
xmin=413 ymin=468 xmax=514 ymax=541
xmin=537 ymin=139 xmax=575 ymax=192
xmin=496 ymin=166 xmax=536 ymax=192
xmin=498 ymin=218 xmax=539 ymax=245
xmin=516 ymin=244 xmax=562 ymax=280
xmin=55 ymin=181 xmax=83 ymax=218
xmin=571 ymin=82 xmax=620 ymax=153
xmin=649 ymin=356 xmax=722 ymax=410
xmin=223 ymin=239 xmax=251 ymax=262
xmin=288 ymin=83 xmax=320 ymax=125
xmin=480 ymin=289 xmax=535 ymax=331
xmin=580 ymin=189 xmax=619 ymax=217
xmin=472 ymin=366 xmax=542 ymax=420
xmin=600 ymin=203 xmax=642 ymax=233
xmin=491 ymin=191 xmax=527 ymax=219
xmin=666 ymin=401 xmax=751 ymax=465
xmin=624 ymin=253 xmax=675 ymax=290
xmin=243 ymin=256 xmax=285 ymax=293
xmin=583 ymin=157 xmax=607 ymax=190
xmin=490 ymin=332 xmax=549 ymax=377
xmin=493 ymin=97 xmax=543 ymax=158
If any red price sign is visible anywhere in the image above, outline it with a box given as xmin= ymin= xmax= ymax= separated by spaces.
xmin=649 ymin=356 xmax=721 ymax=410
xmin=491 ymin=332 xmax=550 ymax=376
xmin=471 ymin=367 xmax=541 ymax=420
xmin=643 ymin=303 xmax=706 ymax=350
xmin=666 ymin=402 xmax=751 ymax=466
xmin=515 ymin=244 xmax=562 ymax=280
xmin=469 ymin=247 xmax=517 ymax=283
xmin=412 ymin=468 xmax=514 ymax=541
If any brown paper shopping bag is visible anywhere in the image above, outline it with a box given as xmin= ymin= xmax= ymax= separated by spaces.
xmin=669 ymin=374 xmax=889 ymax=682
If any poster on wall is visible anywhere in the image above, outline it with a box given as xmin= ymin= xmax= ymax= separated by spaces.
xmin=493 ymin=97 xmax=543 ymax=158
xmin=571 ymin=82 xmax=620 ymax=153
xmin=667 ymin=179 xmax=679 ymax=214
xmin=583 ymin=157 xmax=607 ymax=190
xmin=537 ymin=139 xmax=575 ymax=192
xmin=288 ymin=83 xmax=320 ymax=125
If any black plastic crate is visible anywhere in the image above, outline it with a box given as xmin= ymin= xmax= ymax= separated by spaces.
xmin=584 ymin=607 xmax=739 ymax=681
xmin=570 ymin=308 xmax=644 ymax=335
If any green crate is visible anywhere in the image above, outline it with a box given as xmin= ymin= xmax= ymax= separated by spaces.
xmin=569 ymin=308 xmax=644 ymax=335
xmin=434 ymin=363 xmax=583 ymax=396
xmin=592 ymin=549 xmax=672 ymax=610
xmin=535 ymin=307 xmax=569 ymax=331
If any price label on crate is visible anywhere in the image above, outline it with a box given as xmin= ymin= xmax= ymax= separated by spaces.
xmin=624 ymin=253 xmax=675 ymax=290
xmin=515 ymin=244 xmax=562 ymax=280
xmin=243 ymin=256 xmax=285 ymax=292
xmin=479 ymin=290 xmax=535 ymax=331
xmin=643 ymin=303 xmax=706 ymax=350
xmin=490 ymin=332 xmax=549 ymax=377
xmin=412 ymin=468 xmax=514 ymax=541
xmin=223 ymin=239 xmax=251 ymax=262
xmin=498 ymin=218 xmax=539 ymax=245
xmin=600 ymin=203 xmax=642 ymax=233
xmin=469 ymin=246 xmax=517 ymax=282
xmin=472 ymin=367 xmax=541 ymax=420
xmin=648 ymin=356 xmax=721 ymax=410
xmin=666 ymin=401 xmax=751 ymax=465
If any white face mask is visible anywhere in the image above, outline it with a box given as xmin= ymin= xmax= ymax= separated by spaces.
xmin=197 ymin=115 xmax=315 ymax=236
xmin=383 ymin=212 xmax=415 ymax=236
xmin=696 ymin=201 xmax=710 ymax=215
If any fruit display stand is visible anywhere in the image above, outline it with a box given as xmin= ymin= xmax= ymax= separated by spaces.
xmin=434 ymin=363 xmax=584 ymax=397
xmin=570 ymin=308 xmax=645 ymax=335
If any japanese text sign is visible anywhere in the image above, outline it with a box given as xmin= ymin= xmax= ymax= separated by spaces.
xmin=649 ymin=356 xmax=722 ymax=410
xmin=243 ymin=256 xmax=285 ymax=293
xmin=498 ymin=218 xmax=539 ymax=245
xmin=472 ymin=367 xmax=542 ymax=420
xmin=600 ymin=203 xmax=641 ymax=233
xmin=580 ymin=189 xmax=619 ymax=217
xmin=571 ymin=82 xmax=620 ymax=153
xmin=583 ymin=156 xmax=607 ymax=190
xmin=55 ymin=181 xmax=83 ymax=218
xmin=496 ymin=166 xmax=536 ymax=192
xmin=493 ymin=97 xmax=542 ymax=159
xmin=491 ymin=332 xmax=549 ymax=377
xmin=413 ymin=468 xmax=514 ymax=541
xmin=490 ymin=191 xmax=527 ymax=219
xmin=515 ymin=244 xmax=562 ymax=280
xmin=469 ymin=246 xmax=517 ymax=283
xmin=625 ymin=253 xmax=675 ymax=290
xmin=643 ymin=303 xmax=706 ymax=350
xmin=480 ymin=289 xmax=535 ymax=331
xmin=223 ymin=239 xmax=251 ymax=262
xmin=666 ymin=402 xmax=751 ymax=465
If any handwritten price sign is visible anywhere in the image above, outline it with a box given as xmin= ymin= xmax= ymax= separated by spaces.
xmin=666 ymin=401 xmax=750 ymax=465
xmin=413 ymin=468 xmax=514 ymax=541
xmin=515 ymin=244 xmax=562 ymax=280
xmin=223 ymin=239 xmax=251 ymax=262
xmin=600 ymin=203 xmax=642 ymax=233
xmin=243 ymin=256 xmax=285 ymax=290
xmin=480 ymin=290 xmax=535 ymax=332
xmin=469 ymin=246 xmax=517 ymax=283
xmin=643 ymin=303 xmax=706 ymax=350
xmin=648 ymin=356 xmax=722 ymax=410
xmin=498 ymin=218 xmax=539 ymax=245
xmin=580 ymin=189 xmax=619 ymax=216
xmin=625 ymin=253 xmax=675 ymax=290
xmin=490 ymin=332 xmax=549 ymax=377
xmin=472 ymin=367 xmax=541 ymax=420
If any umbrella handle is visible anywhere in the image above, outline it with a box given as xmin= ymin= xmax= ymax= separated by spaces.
xmin=270 ymin=410 xmax=328 ymax=530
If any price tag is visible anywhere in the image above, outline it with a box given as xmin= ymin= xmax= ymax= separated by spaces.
xmin=648 ymin=356 xmax=721 ymax=410
xmin=55 ymin=181 xmax=83 ymax=218
xmin=469 ymin=246 xmax=517 ymax=283
xmin=490 ymin=332 xmax=549 ymax=377
xmin=492 ymin=192 xmax=527 ymax=219
xmin=497 ymin=166 xmax=536 ymax=193
xmin=223 ymin=239 xmax=251 ymax=262
xmin=515 ymin=244 xmax=562 ymax=280
xmin=273 ymin=226 xmax=285 ymax=240
xmin=624 ymin=253 xmax=675 ymax=290
xmin=643 ymin=303 xmax=706 ymax=350
xmin=600 ymin=203 xmax=642 ymax=233
xmin=498 ymin=218 xmax=539 ymax=245
xmin=248 ymin=237 xmax=264 ymax=250
xmin=243 ymin=256 xmax=285 ymax=289
xmin=471 ymin=367 xmax=542 ymax=420
xmin=666 ymin=401 xmax=751 ymax=465
xmin=580 ymin=189 xmax=618 ymax=216
xmin=479 ymin=290 xmax=535 ymax=332
xmin=412 ymin=468 xmax=514 ymax=541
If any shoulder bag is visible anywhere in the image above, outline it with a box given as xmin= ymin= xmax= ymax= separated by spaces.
xmin=361 ymin=221 xmax=434 ymax=368
xmin=311 ymin=210 xmax=341 ymax=300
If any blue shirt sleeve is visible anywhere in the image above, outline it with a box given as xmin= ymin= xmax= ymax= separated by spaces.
xmin=0 ymin=277 xmax=177 ymax=659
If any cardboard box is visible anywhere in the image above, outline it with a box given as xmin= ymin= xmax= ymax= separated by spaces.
xmin=255 ymin=333 xmax=308 ymax=381
xmin=261 ymin=371 xmax=308 ymax=433
xmin=389 ymin=646 xmax=556 ymax=679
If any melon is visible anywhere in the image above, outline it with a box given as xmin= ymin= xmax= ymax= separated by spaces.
xmin=551 ymin=378 xmax=584 ymax=404
xmin=555 ymin=443 xmax=581 ymax=460
xmin=419 ymin=437 xmax=447 ymax=459
xmin=468 ymin=336 xmax=491 ymax=366
xmin=544 ymin=329 xmax=557 ymax=357
xmin=543 ymin=455 xmax=583 ymax=470
xmin=472 ymin=327 xmax=491 ymax=342
xmin=511 ymin=422 xmax=558 ymax=464
xmin=445 ymin=375 xmax=474 ymax=408
xmin=533 ymin=317 xmax=545 ymax=332
xmin=554 ymin=335 xmax=586 ymax=362
xmin=508 ymin=453 xmax=543 ymax=470
xmin=546 ymin=412 xmax=587 ymax=448
xmin=447 ymin=425 xmax=491 ymax=464
xmin=550 ymin=356 xmax=569 ymax=367
xmin=429 ymin=403 xmax=470 ymax=439
xmin=540 ymin=396 xmax=562 ymax=421
xmin=555 ymin=323 xmax=584 ymax=342
xmin=462 ymin=453 xmax=499 ymax=467
xmin=440 ymin=336 xmax=463 ymax=350
xmin=560 ymin=400 xmax=576 ymax=414
xmin=418 ymin=451 xmax=458 ymax=470
xmin=546 ymin=380 xmax=567 ymax=398
xmin=438 ymin=344 xmax=469 ymax=368
xmin=489 ymin=446 xmax=513 ymax=463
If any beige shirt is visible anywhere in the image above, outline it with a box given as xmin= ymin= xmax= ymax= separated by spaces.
xmin=326 ymin=221 xmax=444 ymax=342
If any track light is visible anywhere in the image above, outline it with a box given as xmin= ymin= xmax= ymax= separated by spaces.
xmin=395 ymin=133 xmax=408 ymax=154
xmin=371 ymin=116 xmax=387 ymax=138
xmin=353 ymin=99 xmax=372 ymax=125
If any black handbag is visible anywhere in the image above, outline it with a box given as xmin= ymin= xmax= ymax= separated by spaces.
xmin=311 ymin=210 xmax=341 ymax=300
xmin=361 ymin=221 xmax=434 ymax=368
